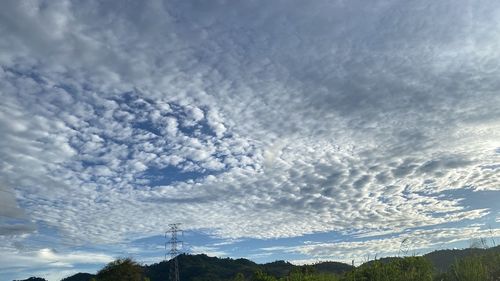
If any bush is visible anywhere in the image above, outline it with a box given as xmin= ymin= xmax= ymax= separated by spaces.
xmin=253 ymin=270 xmax=278 ymax=281
xmin=94 ymin=258 xmax=148 ymax=281
xmin=442 ymin=253 xmax=500 ymax=281
xmin=343 ymin=257 xmax=433 ymax=281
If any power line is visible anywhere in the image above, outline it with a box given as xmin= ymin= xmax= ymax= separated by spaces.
xmin=165 ymin=223 xmax=183 ymax=281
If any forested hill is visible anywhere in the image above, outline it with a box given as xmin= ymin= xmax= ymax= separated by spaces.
xmin=60 ymin=273 xmax=94 ymax=281
xmin=57 ymin=254 xmax=353 ymax=281
xmin=423 ymin=244 xmax=500 ymax=272
xmin=22 ymin=245 xmax=500 ymax=281
xmin=145 ymin=254 xmax=354 ymax=281
xmin=355 ymin=244 xmax=500 ymax=272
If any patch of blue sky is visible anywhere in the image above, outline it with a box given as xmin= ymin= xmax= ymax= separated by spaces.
xmin=80 ymin=158 xmax=109 ymax=168
xmin=140 ymin=166 xmax=215 ymax=187
xmin=177 ymin=117 xmax=217 ymax=139
xmin=439 ymin=189 xmax=499 ymax=224
xmin=134 ymin=120 xmax=163 ymax=136
xmin=109 ymin=92 xmax=218 ymax=139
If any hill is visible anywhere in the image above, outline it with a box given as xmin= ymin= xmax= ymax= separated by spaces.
xmin=146 ymin=254 xmax=260 ymax=281
xmin=359 ymin=245 xmax=500 ymax=273
xmin=60 ymin=273 xmax=95 ymax=281
xmin=423 ymin=245 xmax=500 ymax=272
xmin=58 ymin=246 xmax=500 ymax=281
xmin=58 ymin=254 xmax=352 ymax=281
xmin=312 ymin=261 xmax=355 ymax=275
xmin=145 ymin=254 xmax=353 ymax=281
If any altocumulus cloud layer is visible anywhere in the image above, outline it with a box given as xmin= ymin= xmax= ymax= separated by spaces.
xmin=1 ymin=0 xmax=500 ymax=279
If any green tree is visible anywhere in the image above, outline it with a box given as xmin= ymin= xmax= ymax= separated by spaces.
xmin=234 ymin=272 xmax=246 ymax=281
xmin=253 ymin=270 xmax=278 ymax=281
xmin=95 ymin=258 xmax=147 ymax=281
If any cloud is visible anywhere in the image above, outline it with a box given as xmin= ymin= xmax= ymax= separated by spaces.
xmin=1 ymin=0 xmax=500 ymax=278
xmin=271 ymin=226 xmax=500 ymax=265
xmin=0 ymin=188 xmax=29 ymax=221
xmin=189 ymin=246 xmax=228 ymax=258
xmin=0 ymin=245 xmax=113 ymax=281
xmin=0 ymin=223 xmax=35 ymax=236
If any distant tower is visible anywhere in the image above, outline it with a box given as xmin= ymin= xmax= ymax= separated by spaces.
xmin=165 ymin=223 xmax=183 ymax=281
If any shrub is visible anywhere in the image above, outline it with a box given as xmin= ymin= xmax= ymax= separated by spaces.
xmin=342 ymin=256 xmax=433 ymax=281
xmin=95 ymin=258 xmax=148 ymax=281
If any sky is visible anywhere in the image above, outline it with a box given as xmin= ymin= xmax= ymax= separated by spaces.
xmin=1 ymin=0 xmax=500 ymax=280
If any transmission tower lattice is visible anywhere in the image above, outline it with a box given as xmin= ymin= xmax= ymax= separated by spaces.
xmin=165 ymin=223 xmax=183 ymax=281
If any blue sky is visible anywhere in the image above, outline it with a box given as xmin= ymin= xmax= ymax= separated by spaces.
xmin=1 ymin=0 xmax=500 ymax=280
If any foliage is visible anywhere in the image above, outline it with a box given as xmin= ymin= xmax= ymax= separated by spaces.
xmin=94 ymin=258 xmax=147 ymax=281
xmin=261 ymin=260 xmax=296 ymax=277
xmin=245 ymin=254 xmax=498 ymax=281
xmin=312 ymin=262 xmax=356 ymax=275
xmin=61 ymin=248 xmax=500 ymax=281
xmin=233 ymin=272 xmax=246 ymax=281
xmin=285 ymin=270 xmax=340 ymax=281
xmin=343 ymin=256 xmax=433 ymax=281
xmin=440 ymin=253 xmax=500 ymax=281
xmin=251 ymin=267 xmax=340 ymax=281
xmin=447 ymin=255 xmax=487 ymax=281
xmin=253 ymin=270 xmax=278 ymax=281
xmin=424 ymin=248 xmax=487 ymax=273
xmin=143 ymin=254 xmax=351 ymax=281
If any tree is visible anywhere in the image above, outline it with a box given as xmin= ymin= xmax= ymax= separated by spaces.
xmin=95 ymin=258 xmax=147 ymax=281
xmin=253 ymin=270 xmax=277 ymax=281
xmin=233 ymin=272 xmax=246 ymax=281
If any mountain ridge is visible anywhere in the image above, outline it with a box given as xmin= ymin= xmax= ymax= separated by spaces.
xmin=20 ymin=245 xmax=500 ymax=281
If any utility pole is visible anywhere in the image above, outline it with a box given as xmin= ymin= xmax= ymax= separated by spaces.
xmin=165 ymin=223 xmax=183 ymax=281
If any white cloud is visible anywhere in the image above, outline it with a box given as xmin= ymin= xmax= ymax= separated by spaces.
xmin=36 ymin=248 xmax=112 ymax=265
xmin=277 ymin=226 xmax=500 ymax=265
xmin=0 ymin=245 xmax=113 ymax=281
xmin=1 ymin=0 xmax=500 ymax=278
xmin=189 ymin=246 xmax=228 ymax=258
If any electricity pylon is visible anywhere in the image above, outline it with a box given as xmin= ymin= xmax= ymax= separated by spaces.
xmin=165 ymin=223 xmax=183 ymax=281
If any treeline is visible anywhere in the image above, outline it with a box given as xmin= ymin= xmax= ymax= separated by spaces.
xmin=19 ymin=246 xmax=500 ymax=281
xmin=251 ymin=253 xmax=500 ymax=281
xmin=72 ymin=252 xmax=500 ymax=281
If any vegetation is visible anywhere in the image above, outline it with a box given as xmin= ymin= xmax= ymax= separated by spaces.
xmin=424 ymin=247 xmax=495 ymax=273
xmin=251 ymin=254 xmax=500 ymax=281
xmin=91 ymin=258 xmax=149 ymax=281
xmin=61 ymin=273 xmax=95 ymax=281
xmin=343 ymin=257 xmax=433 ymax=281
xmin=26 ymin=246 xmax=500 ymax=281
xmin=253 ymin=267 xmax=341 ymax=281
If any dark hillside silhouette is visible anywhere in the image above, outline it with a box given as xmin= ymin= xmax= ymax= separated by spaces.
xmin=54 ymin=246 xmax=500 ymax=281
xmin=60 ymin=273 xmax=95 ymax=281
